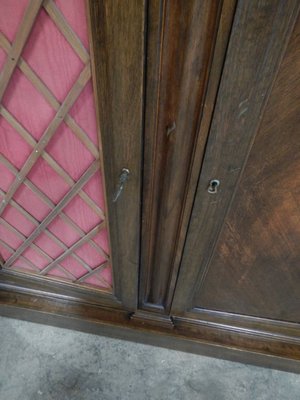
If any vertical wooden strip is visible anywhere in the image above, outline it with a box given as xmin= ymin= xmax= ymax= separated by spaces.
xmin=87 ymin=0 xmax=145 ymax=309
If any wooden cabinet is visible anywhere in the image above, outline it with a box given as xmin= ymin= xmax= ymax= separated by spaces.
xmin=1 ymin=0 xmax=300 ymax=371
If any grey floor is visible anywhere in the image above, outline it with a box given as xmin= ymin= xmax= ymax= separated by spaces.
xmin=0 ymin=316 xmax=299 ymax=400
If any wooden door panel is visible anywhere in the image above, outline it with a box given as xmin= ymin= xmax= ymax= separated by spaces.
xmin=88 ymin=0 xmax=145 ymax=310
xmin=0 ymin=0 xmax=111 ymax=290
xmin=0 ymin=0 xmax=145 ymax=311
xmin=195 ymin=12 xmax=300 ymax=321
xmin=140 ymin=0 xmax=236 ymax=313
xmin=171 ymin=0 xmax=300 ymax=321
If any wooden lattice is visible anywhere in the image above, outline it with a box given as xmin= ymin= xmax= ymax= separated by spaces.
xmin=0 ymin=0 xmax=112 ymax=290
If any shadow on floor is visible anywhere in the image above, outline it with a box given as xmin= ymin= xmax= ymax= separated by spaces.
xmin=0 ymin=316 xmax=299 ymax=400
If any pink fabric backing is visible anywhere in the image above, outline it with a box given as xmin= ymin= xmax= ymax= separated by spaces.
xmin=0 ymin=0 xmax=112 ymax=290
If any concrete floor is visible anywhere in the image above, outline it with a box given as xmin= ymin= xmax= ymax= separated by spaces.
xmin=0 ymin=316 xmax=299 ymax=400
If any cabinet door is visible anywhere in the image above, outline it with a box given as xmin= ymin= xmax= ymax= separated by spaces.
xmin=172 ymin=0 xmax=300 ymax=325
xmin=139 ymin=0 xmax=236 ymax=314
xmin=0 ymin=0 xmax=145 ymax=311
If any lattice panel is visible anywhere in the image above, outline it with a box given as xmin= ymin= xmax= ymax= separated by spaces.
xmin=0 ymin=0 xmax=112 ymax=291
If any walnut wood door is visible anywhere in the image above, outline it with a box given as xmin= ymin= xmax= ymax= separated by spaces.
xmin=139 ymin=0 xmax=237 ymax=314
xmin=0 ymin=0 xmax=144 ymax=311
xmin=172 ymin=0 xmax=300 ymax=327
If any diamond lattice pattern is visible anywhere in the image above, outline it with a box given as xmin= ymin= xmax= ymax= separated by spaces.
xmin=0 ymin=0 xmax=112 ymax=291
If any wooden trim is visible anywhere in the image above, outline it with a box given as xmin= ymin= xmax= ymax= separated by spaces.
xmin=0 ymin=269 xmax=120 ymax=308
xmin=0 ymin=280 xmax=299 ymax=373
xmin=131 ymin=310 xmax=174 ymax=330
xmin=171 ymin=0 xmax=300 ymax=314
xmin=87 ymin=0 xmax=145 ymax=309
xmin=187 ymin=308 xmax=300 ymax=340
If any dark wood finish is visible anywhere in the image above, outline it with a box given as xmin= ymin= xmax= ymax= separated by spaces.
xmin=0 ymin=269 xmax=121 ymax=308
xmin=171 ymin=0 xmax=300 ymax=316
xmin=1 ymin=0 xmax=300 ymax=371
xmin=140 ymin=0 xmax=236 ymax=312
xmin=87 ymin=0 xmax=146 ymax=310
xmin=1 ymin=279 xmax=300 ymax=373
xmin=194 ymin=11 xmax=300 ymax=322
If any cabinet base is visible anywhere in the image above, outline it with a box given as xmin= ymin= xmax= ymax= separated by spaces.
xmin=0 ymin=275 xmax=299 ymax=373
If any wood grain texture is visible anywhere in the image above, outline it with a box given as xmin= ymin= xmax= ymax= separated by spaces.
xmin=195 ymin=12 xmax=300 ymax=322
xmin=87 ymin=0 xmax=145 ymax=310
xmin=0 ymin=278 xmax=300 ymax=373
xmin=140 ymin=0 xmax=230 ymax=311
xmin=171 ymin=0 xmax=300 ymax=314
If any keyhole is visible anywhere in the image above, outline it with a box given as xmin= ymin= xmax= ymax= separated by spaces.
xmin=208 ymin=179 xmax=220 ymax=194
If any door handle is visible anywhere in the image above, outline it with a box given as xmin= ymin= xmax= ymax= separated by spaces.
xmin=113 ymin=168 xmax=130 ymax=202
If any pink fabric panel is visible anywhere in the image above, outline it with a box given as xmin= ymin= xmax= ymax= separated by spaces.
xmin=13 ymin=185 xmax=52 ymax=221
xmin=33 ymin=232 xmax=63 ymax=259
xmin=0 ymin=0 xmax=29 ymax=41
xmin=55 ymin=0 xmax=89 ymax=49
xmin=22 ymin=8 xmax=83 ymax=103
xmin=0 ymin=223 xmax=22 ymax=249
xmin=48 ymin=216 xmax=82 ymax=247
xmin=22 ymin=247 xmax=49 ymax=270
xmin=1 ymin=116 xmax=32 ymax=169
xmin=0 ymin=163 xmax=15 ymax=191
xmin=83 ymin=172 xmax=106 ymax=212
xmin=93 ymin=229 xmax=110 ymax=255
xmin=2 ymin=68 xmax=56 ymax=140
xmin=0 ymin=0 xmax=112 ymax=291
xmin=46 ymin=123 xmax=94 ymax=181
xmin=0 ymin=245 xmax=12 ymax=261
xmin=2 ymin=205 xmax=35 ymax=237
xmin=0 ymin=48 xmax=6 ymax=75
xmin=84 ymin=264 xmax=112 ymax=288
xmin=60 ymin=256 xmax=88 ymax=279
xmin=69 ymin=82 xmax=99 ymax=146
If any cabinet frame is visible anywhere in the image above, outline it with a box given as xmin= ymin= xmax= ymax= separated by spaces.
xmin=0 ymin=0 xmax=300 ymax=373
